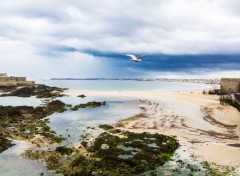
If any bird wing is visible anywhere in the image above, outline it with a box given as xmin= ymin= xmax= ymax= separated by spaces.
xmin=137 ymin=55 xmax=145 ymax=59
xmin=125 ymin=54 xmax=137 ymax=60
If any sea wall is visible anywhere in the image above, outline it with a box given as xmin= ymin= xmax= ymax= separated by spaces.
xmin=0 ymin=80 xmax=35 ymax=87
xmin=221 ymin=78 xmax=240 ymax=94
xmin=0 ymin=74 xmax=35 ymax=87
xmin=0 ymin=76 xmax=26 ymax=82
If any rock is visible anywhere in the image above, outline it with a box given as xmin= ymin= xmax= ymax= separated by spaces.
xmin=46 ymin=100 xmax=66 ymax=113
xmin=99 ymin=124 xmax=114 ymax=131
xmin=72 ymin=101 xmax=106 ymax=111
xmin=0 ymin=84 xmax=67 ymax=98
xmin=55 ymin=146 xmax=73 ymax=155
xmin=0 ymin=100 xmax=66 ymax=146
xmin=77 ymin=94 xmax=86 ymax=98
xmin=2 ymin=87 xmax=34 ymax=97
xmin=100 ymin=144 xmax=109 ymax=150
xmin=0 ymin=134 xmax=15 ymax=153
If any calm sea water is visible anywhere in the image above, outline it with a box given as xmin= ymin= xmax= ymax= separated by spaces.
xmin=37 ymin=80 xmax=212 ymax=91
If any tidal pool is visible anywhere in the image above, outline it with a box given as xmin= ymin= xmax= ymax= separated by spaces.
xmin=0 ymin=96 xmax=42 ymax=107
xmin=48 ymin=96 xmax=140 ymax=145
xmin=0 ymin=94 xmax=140 ymax=175
xmin=0 ymin=140 xmax=55 ymax=176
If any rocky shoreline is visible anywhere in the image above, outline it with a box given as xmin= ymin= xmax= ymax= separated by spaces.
xmin=0 ymin=84 xmax=68 ymax=153
xmin=0 ymin=100 xmax=67 ymax=152
xmin=0 ymin=84 xmax=108 ymax=155
xmin=0 ymin=84 xmax=67 ymax=98
xmin=0 ymin=84 xmax=181 ymax=175
xmin=0 ymin=133 xmax=15 ymax=153
xmin=2 ymin=86 xmax=237 ymax=175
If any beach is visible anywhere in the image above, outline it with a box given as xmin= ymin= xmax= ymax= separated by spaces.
xmin=68 ymin=89 xmax=240 ymax=168
xmin=1 ymin=81 xmax=239 ymax=175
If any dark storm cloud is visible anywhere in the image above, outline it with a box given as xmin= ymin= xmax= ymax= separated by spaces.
xmin=0 ymin=0 xmax=240 ymax=78
xmin=83 ymin=50 xmax=240 ymax=72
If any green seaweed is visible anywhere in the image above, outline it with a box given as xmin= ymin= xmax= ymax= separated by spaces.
xmin=0 ymin=100 xmax=67 ymax=152
xmin=55 ymin=146 xmax=73 ymax=155
xmin=72 ymin=101 xmax=106 ymax=111
xmin=23 ymin=130 xmax=179 ymax=176
xmin=99 ymin=124 xmax=114 ymax=131
xmin=66 ymin=131 xmax=178 ymax=175
xmin=77 ymin=94 xmax=86 ymax=98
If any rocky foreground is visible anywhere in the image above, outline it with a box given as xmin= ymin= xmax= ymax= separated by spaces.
xmin=2 ymin=86 xmax=238 ymax=175
xmin=0 ymin=84 xmax=69 ymax=152
xmin=0 ymin=133 xmax=15 ymax=153
xmin=0 ymin=84 xmax=181 ymax=175
xmin=0 ymin=100 xmax=67 ymax=150
xmin=23 ymin=125 xmax=179 ymax=176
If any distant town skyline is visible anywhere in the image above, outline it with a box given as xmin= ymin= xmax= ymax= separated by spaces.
xmin=0 ymin=0 xmax=240 ymax=79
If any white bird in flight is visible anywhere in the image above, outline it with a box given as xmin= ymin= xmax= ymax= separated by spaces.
xmin=125 ymin=54 xmax=145 ymax=62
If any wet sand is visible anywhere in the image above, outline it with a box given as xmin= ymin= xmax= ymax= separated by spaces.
xmin=68 ymin=89 xmax=240 ymax=168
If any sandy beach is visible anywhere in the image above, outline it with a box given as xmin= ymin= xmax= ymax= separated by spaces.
xmin=68 ymin=89 xmax=240 ymax=168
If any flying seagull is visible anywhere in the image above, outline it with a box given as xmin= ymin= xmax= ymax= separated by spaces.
xmin=125 ymin=54 xmax=145 ymax=62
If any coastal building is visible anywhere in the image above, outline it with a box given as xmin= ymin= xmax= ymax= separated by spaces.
xmin=221 ymin=78 xmax=240 ymax=94
xmin=0 ymin=73 xmax=35 ymax=86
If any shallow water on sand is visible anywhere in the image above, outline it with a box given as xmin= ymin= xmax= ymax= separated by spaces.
xmin=0 ymin=96 xmax=42 ymax=107
xmin=0 ymin=94 xmax=140 ymax=176
xmin=49 ymin=95 xmax=140 ymax=145
xmin=0 ymin=140 xmax=53 ymax=176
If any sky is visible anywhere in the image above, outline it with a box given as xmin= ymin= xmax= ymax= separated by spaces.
xmin=0 ymin=0 xmax=240 ymax=79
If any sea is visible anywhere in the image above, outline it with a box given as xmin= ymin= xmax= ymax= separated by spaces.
xmin=38 ymin=80 xmax=211 ymax=91
xmin=0 ymin=80 xmax=214 ymax=176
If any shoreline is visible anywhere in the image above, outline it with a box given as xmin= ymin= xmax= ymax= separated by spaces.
xmin=1 ymin=85 xmax=239 ymax=175
xmin=68 ymin=89 xmax=240 ymax=168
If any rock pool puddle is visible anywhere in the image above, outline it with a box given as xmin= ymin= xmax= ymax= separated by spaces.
xmin=0 ymin=96 xmax=42 ymax=107
xmin=48 ymin=96 xmax=140 ymax=145
xmin=0 ymin=140 xmax=55 ymax=176
xmin=0 ymin=95 xmax=140 ymax=176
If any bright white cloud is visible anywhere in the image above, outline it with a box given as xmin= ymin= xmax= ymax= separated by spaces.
xmin=0 ymin=0 xmax=239 ymax=78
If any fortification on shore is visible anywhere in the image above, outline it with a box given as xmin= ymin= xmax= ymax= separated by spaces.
xmin=221 ymin=78 xmax=240 ymax=94
xmin=0 ymin=73 xmax=35 ymax=86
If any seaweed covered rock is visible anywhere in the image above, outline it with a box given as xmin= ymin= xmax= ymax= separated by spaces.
xmin=77 ymin=94 xmax=86 ymax=98
xmin=0 ymin=106 xmax=22 ymax=117
xmin=99 ymin=124 xmax=114 ymax=131
xmin=34 ymin=84 xmax=66 ymax=98
xmin=55 ymin=146 xmax=73 ymax=155
xmin=66 ymin=131 xmax=178 ymax=175
xmin=0 ymin=100 xmax=66 ymax=145
xmin=2 ymin=87 xmax=34 ymax=97
xmin=46 ymin=100 xmax=66 ymax=113
xmin=0 ymin=100 xmax=66 ymax=119
xmin=0 ymin=86 xmax=17 ymax=93
xmin=0 ymin=134 xmax=15 ymax=153
xmin=22 ymin=129 xmax=179 ymax=175
xmin=0 ymin=84 xmax=66 ymax=98
xmin=72 ymin=101 xmax=106 ymax=111
xmin=23 ymin=150 xmax=63 ymax=170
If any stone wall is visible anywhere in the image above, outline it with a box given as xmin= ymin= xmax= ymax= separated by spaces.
xmin=0 ymin=77 xmax=26 ymax=82
xmin=221 ymin=78 xmax=240 ymax=94
xmin=0 ymin=75 xmax=35 ymax=87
